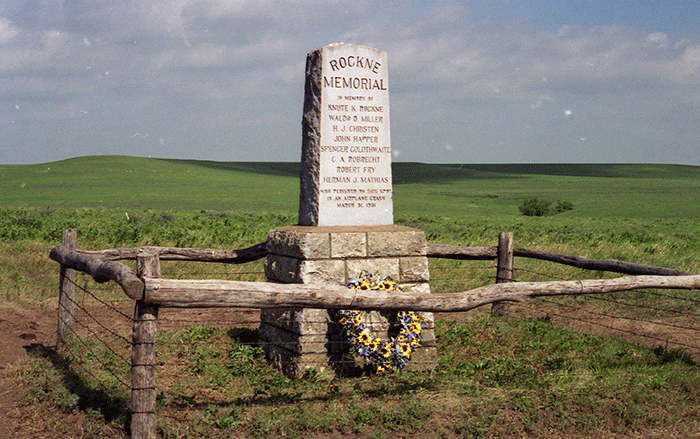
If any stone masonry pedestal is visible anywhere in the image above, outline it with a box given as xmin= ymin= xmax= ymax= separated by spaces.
xmin=260 ymin=225 xmax=437 ymax=378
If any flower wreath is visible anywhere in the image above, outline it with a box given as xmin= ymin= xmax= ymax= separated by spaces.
xmin=337 ymin=271 xmax=422 ymax=373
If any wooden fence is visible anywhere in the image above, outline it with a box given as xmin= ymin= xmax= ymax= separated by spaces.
xmin=49 ymin=229 xmax=700 ymax=439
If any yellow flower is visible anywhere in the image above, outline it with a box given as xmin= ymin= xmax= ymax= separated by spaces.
xmin=380 ymin=344 xmax=391 ymax=358
xmin=343 ymin=272 xmax=420 ymax=373
xmin=357 ymin=330 xmax=371 ymax=344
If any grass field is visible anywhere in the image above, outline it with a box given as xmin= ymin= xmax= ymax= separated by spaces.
xmin=3 ymin=156 xmax=700 ymax=218
xmin=3 ymin=156 xmax=700 ymax=297
xmin=2 ymin=156 xmax=700 ymax=438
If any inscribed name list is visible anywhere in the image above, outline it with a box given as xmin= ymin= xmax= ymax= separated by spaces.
xmin=299 ymin=43 xmax=393 ymax=226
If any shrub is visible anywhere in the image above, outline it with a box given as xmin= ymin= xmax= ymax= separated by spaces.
xmin=555 ymin=200 xmax=574 ymax=214
xmin=519 ymin=198 xmax=574 ymax=216
xmin=519 ymin=197 xmax=552 ymax=217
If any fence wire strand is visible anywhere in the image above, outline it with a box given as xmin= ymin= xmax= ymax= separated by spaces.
xmin=520 ymin=299 xmax=700 ymax=354
xmin=511 ymin=264 xmax=700 ymax=351
xmin=67 ymin=276 xmax=133 ymax=347
xmin=52 ymin=247 xmax=700 ymax=426
xmin=56 ymin=308 xmax=132 ymax=391
xmin=587 ymin=294 xmax=700 ymax=320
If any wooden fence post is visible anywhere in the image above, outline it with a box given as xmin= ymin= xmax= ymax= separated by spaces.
xmin=131 ymin=252 xmax=160 ymax=439
xmin=492 ymin=231 xmax=514 ymax=316
xmin=57 ymin=229 xmax=77 ymax=349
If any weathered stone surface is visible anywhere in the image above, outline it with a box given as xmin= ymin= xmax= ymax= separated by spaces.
xmin=417 ymin=311 xmax=435 ymax=330
xmin=262 ymin=342 xmax=333 ymax=378
xmin=268 ymin=225 xmax=425 ymax=260
xmin=368 ymin=229 xmax=427 ymax=256
xmin=265 ymin=256 xmax=345 ymax=284
xmin=346 ymin=257 xmax=399 ymax=280
xmin=264 ymin=255 xmax=300 ymax=283
xmin=298 ymin=47 xmax=323 ymax=228
xmin=399 ymin=256 xmax=430 ymax=282
xmin=259 ymin=323 xmax=329 ymax=355
xmin=260 ymin=308 xmax=332 ymax=335
xmin=299 ymin=259 xmax=346 ymax=284
xmin=330 ymin=232 xmax=367 ymax=258
xmin=267 ymin=228 xmax=330 ymax=259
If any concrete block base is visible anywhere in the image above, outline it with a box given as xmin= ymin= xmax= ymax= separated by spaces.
xmin=261 ymin=225 xmax=437 ymax=378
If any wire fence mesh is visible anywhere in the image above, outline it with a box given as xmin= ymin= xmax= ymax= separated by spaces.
xmin=55 ymin=255 xmax=700 ymax=405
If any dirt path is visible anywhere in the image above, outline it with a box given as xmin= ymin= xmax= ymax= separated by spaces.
xmin=0 ymin=305 xmax=60 ymax=438
xmin=0 ymin=304 xmax=263 ymax=438
xmin=1 ymin=304 xmax=698 ymax=438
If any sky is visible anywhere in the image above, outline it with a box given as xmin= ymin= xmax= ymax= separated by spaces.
xmin=1 ymin=0 xmax=699 ymax=165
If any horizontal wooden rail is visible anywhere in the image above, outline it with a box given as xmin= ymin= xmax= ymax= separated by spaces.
xmin=427 ymin=244 xmax=691 ymax=276
xmin=142 ymin=274 xmax=700 ymax=312
xmin=51 ymin=242 xmax=695 ymax=306
xmin=427 ymin=244 xmax=497 ymax=260
xmin=79 ymin=242 xmax=268 ymax=263
xmin=72 ymin=241 xmax=691 ymax=277
xmin=49 ymin=245 xmax=144 ymax=300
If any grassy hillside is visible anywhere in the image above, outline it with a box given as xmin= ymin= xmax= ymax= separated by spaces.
xmin=2 ymin=156 xmax=700 ymax=300
xmin=3 ymin=156 xmax=699 ymax=305
xmin=2 ymin=156 xmax=699 ymax=219
xmin=392 ymin=162 xmax=700 ymax=219
xmin=3 ymin=157 xmax=700 ymax=438
xmin=0 ymin=156 xmax=300 ymax=213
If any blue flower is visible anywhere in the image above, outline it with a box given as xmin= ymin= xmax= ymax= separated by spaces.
xmin=340 ymin=271 xmax=423 ymax=373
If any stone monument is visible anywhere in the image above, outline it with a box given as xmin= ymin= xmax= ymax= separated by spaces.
xmin=260 ymin=42 xmax=436 ymax=378
xmin=298 ymin=42 xmax=393 ymax=226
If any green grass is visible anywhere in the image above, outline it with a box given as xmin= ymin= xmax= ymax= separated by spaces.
xmin=13 ymin=314 xmax=700 ymax=438
xmin=1 ymin=156 xmax=699 ymax=308
xmin=0 ymin=156 xmax=300 ymax=212
xmin=2 ymin=157 xmax=700 ymax=218
xmin=393 ymin=163 xmax=700 ymax=219
xmin=3 ymin=156 xmax=700 ymax=437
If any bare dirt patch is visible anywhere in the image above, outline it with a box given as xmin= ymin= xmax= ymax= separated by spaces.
xmin=0 ymin=303 xmax=261 ymax=438
xmin=0 ymin=304 xmax=62 ymax=439
xmin=1 ymin=304 xmax=698 ymax=438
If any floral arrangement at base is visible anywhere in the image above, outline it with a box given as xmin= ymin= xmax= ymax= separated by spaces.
xmin=338 ymin=271 xmax=422 ymax=373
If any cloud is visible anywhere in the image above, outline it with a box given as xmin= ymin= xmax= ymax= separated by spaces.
xmin=0 ymin=16 xmax=19 ymax=44
xmin=0 ymin=0 xmax=698 ymax=164
xmin=5 ymin=1 xmax=696 ymax=95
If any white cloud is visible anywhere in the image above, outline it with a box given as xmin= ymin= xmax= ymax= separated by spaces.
xmin=0 ymin=16 xmax=18 ymax=44
xmin=0 ymin=0 xmax=698 ymax=164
